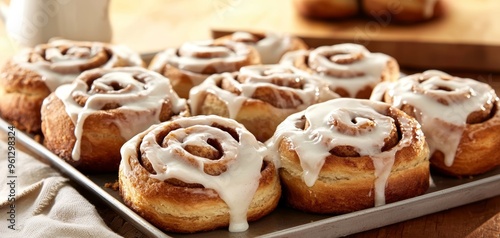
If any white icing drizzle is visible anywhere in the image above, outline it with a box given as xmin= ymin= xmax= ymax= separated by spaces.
xmin=371 ymin=70 xmax=496 ymax=166
xmin=53 ymin=67 xmax=186 ymax=161
xmin=120 ymin=115 xmax=270 ymax=232
xmin=149 ymin=40 xmax=255 ymax=86
xmin=267 ymin=98 xmax=422 ymax=206
xmin=231 ymin=31 xmax=295 ymax=64
xmin=13 ymin=39 xmax=143 ymax=92
xmin=189 ymin=64 xmax=336 ymax=119
xmin=281 ymin=44 xmax=394 ymax=98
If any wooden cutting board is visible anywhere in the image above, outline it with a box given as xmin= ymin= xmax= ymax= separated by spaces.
xmin=210 ymin=0 xmax=500 ymax=73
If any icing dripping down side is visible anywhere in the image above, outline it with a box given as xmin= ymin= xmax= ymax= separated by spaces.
xmin=267 ymin=98 xmax=422 ymax=206
xmin=120 ymin=115 xmax=270 ymax=232
xmin=54 ymin=67 xmax=186 ymax=161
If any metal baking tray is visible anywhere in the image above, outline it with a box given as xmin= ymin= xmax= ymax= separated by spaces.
xmin=1 ymin=116 xmax=499 ymax=238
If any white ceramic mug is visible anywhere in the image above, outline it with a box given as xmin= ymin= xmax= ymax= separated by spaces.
xmin=0 ymin=0 xmax=112 ymax=47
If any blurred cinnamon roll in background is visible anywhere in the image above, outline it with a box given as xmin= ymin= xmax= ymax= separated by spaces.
xmin=149 ymin=40 xmax=261 ymax=98
xmin=293 ymin=0 xmax=444 ymax=23
xmin=215 ymin=31 xmax=308 ymax=64
xmin=293 ymin=0 xmax=360 ymax=19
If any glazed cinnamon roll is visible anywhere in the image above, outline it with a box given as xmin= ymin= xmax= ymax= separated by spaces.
xmin=149 ymin=40 xmax=261 ymax=98
xmin=214 ymin=31 xmax=308 ymax=64
xmin=189 ymin=64 xmax=338 ymax=142
xmin=119 ymin=115 xmax=281 ymax=233
xmin=267 ymin=98 xmax=429 ymax=213
xmin=41 ymin=67 xmax=187 ymax=172
xmin=0 ymin=39 xmax=144 ymax=133
xmin=281 ymin=43 xmax=399 ymax=99
xmin=371 ymin=70 xmax=500 ymax=176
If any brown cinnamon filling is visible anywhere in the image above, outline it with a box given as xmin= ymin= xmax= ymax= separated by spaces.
xmin=233 ymin=32 xmax=265 ymax=43
xmin=306 ymin=52 xmax=365 ymax=78
xmin=327 ymin=110 xmax=400 ymax=157
xmin=467 ymin=99 xmax=497 ymax=124
xmin=211 ymin=122 xmax=240 ymax=142
xmin=30 ymin=43 xmax=112 ymax=73
xmin=327 ymin=51 xmax=364 ymax=65
xmin=412 ymin=74 xmax=495 ymax=124
xmin=138 ymin=121 xmax=262 ymax=188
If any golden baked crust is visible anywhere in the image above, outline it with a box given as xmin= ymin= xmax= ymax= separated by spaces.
xmin=41 ymin=67 xmax=187 ymax=172
xmin=280 ymin=43 xmax=399 ymax=99
xmin=372 ymin=70 xmax=500 ymax=176
xmin=149 ymin=40 xmax=261 ymax=98
xmin=268 ymin=98 xmax=430 ymax=213
xmin=293 ymin=0 xmax=360 ymax=19
xmin=430 ymin=102 xmax=500 ymax=176
xmin=0 ymin=61 xmax=51 ymax=133
xmin=0 ymin=39 xmax=144 ymax=133
xmin=119 ymin=116 xmax=281 ymax=233
xmin=42 ymin=94 xmax=129 ymax=171
xmin=189 ymin=65 xmax=338 ymax=142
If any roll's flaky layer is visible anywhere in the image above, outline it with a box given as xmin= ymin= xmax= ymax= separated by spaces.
xmin=0 ymin=39 xmax=144 ymax=133
xmin=371 ymin=70 xmax=500 ymax=176
xmin=280 ymin=43 xmax=399 ymax=99
xmin=149 ymin=40 xmax=261 ymax=98
xmin=119 ymin=115 xmax=281 ymax=233
xmin=267 ymin=98 xmax=430 ymax=213
xmin=41 ymin=67 xmax=187 ymax=172
xmin=189 ymin=64 xmax=338 ymax=142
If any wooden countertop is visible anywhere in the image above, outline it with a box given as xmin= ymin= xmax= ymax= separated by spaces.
xmin=0 ymin=0 xmax=499 ymax=237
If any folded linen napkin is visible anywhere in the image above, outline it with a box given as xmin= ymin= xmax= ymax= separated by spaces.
xmin=0 ymin=135 xmax=121 ymax=238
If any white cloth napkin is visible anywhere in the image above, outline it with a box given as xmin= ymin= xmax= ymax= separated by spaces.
xmin=0 ymin=137 xmax=121 ymax=238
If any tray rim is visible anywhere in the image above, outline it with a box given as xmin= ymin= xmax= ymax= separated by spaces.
xmin=2 ymin=117 xmax=499 ymax=238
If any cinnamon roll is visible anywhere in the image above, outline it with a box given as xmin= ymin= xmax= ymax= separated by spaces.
xmin=41 ymin=67 xmax=187 ymax=172
xmin=267 ymin=98 xmax=429 ymax=213
xmin=0 ymin=39 xmax=144 ymax=133
xmin=119 ymin=115 xmax=281 ymax=233
xmin=281 ymin=43 xmax=399 ymax=99
xmin=371 ymin=70 xmax=500 ymax=176
xmin=214 ymin=31 xmax=308 ymax=64
xmin=189 ymin=64 xmax=338 ymax=142
xmin=149 ymin=40 xmax=261 ymax=98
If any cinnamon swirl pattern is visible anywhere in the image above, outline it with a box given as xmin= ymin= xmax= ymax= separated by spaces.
xmin=267 ymin=98 xmax=429 ymax=213
xmin=41 ymin=67 xmax=187 ymax=172
xmin=119 ymin=115 xmax=281 ymax=233
xmin=189 ymin=64 xmax=338 ymax=142
xmin=215 ymin=31 xmax=308 ymax=64
xmin=371 ymin=70 xmax=500 ymax=176
xmin=0 ymin=39 xmax=144 ymax=133
xmin=281 ymin=43 xmax=399 ymax=99
xmin=149 ymin=40 xmax=261 ymax=98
